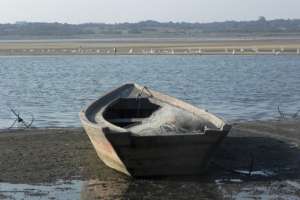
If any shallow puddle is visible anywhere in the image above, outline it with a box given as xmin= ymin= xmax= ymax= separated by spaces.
xmin=216 ymin=180 xmax=300 ymax=200
xmin=0 ymin=179 xmax=221 ymax=200
xmin=0 ymin=180 xmax=81 ymax=200
xmin=1 ymin=178 xmax=300 ymax=200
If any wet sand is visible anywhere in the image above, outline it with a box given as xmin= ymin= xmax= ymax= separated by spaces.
xmin=0 ymin=119 xmax=300 ymax=199
xmin=0 ymin=38 xmax=300 ymax=55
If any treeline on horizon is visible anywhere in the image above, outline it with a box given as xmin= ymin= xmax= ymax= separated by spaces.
xmin=1 ymin=17 xmax=300 ymax=39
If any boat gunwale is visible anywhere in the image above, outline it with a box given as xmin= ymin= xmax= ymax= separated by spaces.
xmin=80 ymin=83 xmax=231 ymax=137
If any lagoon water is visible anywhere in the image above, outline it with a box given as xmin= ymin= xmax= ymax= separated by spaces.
xmin=0 ymin=55 xmax=300 ymax=128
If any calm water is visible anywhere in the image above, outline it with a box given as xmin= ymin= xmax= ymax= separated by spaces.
xmin=0 ymin=55 xmax=300 ymax=128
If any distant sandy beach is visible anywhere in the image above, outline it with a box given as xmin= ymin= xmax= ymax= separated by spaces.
xmin=0 ymin=38 xmax=300 ymax=56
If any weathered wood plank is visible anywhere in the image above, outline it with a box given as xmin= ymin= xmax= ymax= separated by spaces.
xmin=117 ymin=145 xmax=211 ymax=160
xmin=130 ymin=133 xmax=223 ymax=146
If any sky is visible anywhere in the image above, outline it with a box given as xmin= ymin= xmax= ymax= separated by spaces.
xmin=0 ymin=0 xmax=299 ymax=24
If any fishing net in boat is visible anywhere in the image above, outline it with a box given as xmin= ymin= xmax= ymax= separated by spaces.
xmin=129 ymin=105 xmax=209 ymax=136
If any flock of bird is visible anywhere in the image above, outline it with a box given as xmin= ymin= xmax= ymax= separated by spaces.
xmin=4 ymin=47 xmax=300 ymax=55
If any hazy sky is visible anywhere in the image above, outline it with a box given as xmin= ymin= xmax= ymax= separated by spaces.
xmin=0 ymin=0 xmax=299 ymax=24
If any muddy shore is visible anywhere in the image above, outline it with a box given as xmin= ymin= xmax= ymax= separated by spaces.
xmin=0 ymin=119 xmax=300 ymax=199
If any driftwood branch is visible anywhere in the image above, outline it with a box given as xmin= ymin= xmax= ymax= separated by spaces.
xmin=8 ymin=107 xmax=34 ymax=129
xmin=277 ymin=105 xmax=300 ymax=120
xmin=277 ymin=105 xmax=286 ymax=119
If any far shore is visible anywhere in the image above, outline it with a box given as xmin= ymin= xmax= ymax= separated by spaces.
xmin=0 ymin=38 xmax=300 ymax=56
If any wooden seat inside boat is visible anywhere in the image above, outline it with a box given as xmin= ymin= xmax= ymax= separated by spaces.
xmin=103 ymin=98 xmax=161 ymax=128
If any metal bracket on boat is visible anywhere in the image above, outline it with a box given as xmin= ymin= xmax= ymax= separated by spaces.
xmin=136 ymin=86 xmax=153 ymax=99
xmin=8 ymin=107 xmax=34 ymax=129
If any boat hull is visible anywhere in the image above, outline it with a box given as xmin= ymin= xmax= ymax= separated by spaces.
xmin=80 ymin=119 xmax=131 ymax=176
xmin=80 ymin=83 xmax=231 ymax=177
xmin=81 ymin=117 xmax=228 ymax=177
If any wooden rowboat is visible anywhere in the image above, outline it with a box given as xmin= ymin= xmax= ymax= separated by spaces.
xmin=79 ymin=83 xmax=231 ymax=177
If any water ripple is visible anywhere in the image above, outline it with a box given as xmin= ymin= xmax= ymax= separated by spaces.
xmin=0 ymin=55 xmax=300 ymax=128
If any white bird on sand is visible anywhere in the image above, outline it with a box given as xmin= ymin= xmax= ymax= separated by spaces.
xmin=253 ymin=47 xmax=259 ymax=53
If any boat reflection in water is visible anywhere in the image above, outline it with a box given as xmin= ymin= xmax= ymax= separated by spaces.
xmin=1 ymin=172 xmax=299 ymax=199
xmin=81 ymin=179 xmax=129 ymax=200
xmin=80 ymin=178 xmax=220 ymax=200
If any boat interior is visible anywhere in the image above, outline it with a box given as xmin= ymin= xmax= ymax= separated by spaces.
xmin=103 ymin=97 xmax=218 ymax=136
xmin=85 ymin=84 xmax=224 ymax=136
xmin=103 ymin=98 xmax=161 ymax=128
